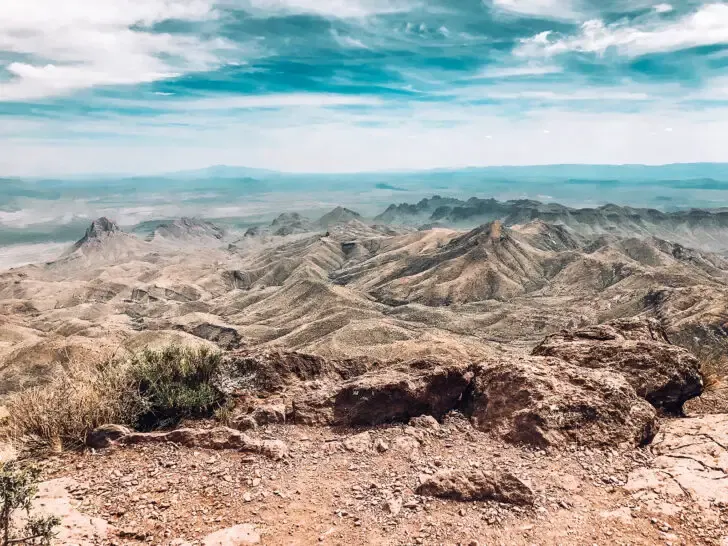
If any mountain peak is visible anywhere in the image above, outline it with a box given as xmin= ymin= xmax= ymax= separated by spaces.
xmin=318 ymin=207 xmax=362 ymax=228
xmin=85 ymin=217 xmax=120 ymax=239
xmin=150 ymin=217 xmax=225 ymax=243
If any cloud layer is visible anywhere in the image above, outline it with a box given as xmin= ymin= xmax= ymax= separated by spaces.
xmin=1 ymin=0 xmax=728 ymax=174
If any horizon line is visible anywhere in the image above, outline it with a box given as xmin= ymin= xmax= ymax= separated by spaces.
xmin=7 ymin=160 xmax=728 ymax=181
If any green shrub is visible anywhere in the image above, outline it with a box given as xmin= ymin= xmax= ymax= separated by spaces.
xmin=0 ymin=463 xmax=60 ymax=545
xmin=125 ymin=346 xmax=225 ymax=430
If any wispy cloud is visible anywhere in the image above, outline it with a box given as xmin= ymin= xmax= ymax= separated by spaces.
xmin=653 ymin=3 xmax=674 ymax=13
xmin=488 ymin=0 xmax=582 ymax=20
xmin=171 ymin=93 xmax=384 ymax=110
xmin=0 ymin=0 xmax=233 ymax=101
xmin=516 ymin=3 xmax=728 ymax=58
xmin=234 ymin=0 xmax=417 ymax=18
xmin=467 ymin=64 xmax=562 ymax=79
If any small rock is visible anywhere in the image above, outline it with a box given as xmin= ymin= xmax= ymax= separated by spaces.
xmin=343 ymin=432 xmax=372 ymax=453
xmin=410 ymin=415 xmax=440 ymax=431
xmin=384 ymin=497 xmax=402 ymax=516
xmin=416 ymin=469 xmax=534 ymax=506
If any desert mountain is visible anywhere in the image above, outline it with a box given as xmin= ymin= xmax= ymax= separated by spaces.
xmin=1 ymin=204 xmax=727 ymax=398
xmin=318 ymin=206 xmax=362 ymax=229
xmin=57 ymin=217 xmax=150 ymax=267
xmin=376 ymin=196 xmax=728 ymax=253
xmin=270 ymin=212 xmax=316 ymax=236
xmin=148 ymin=217 xmax=225 ymax=245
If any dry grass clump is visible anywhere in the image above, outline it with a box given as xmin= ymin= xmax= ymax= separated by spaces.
xmin=3 ymin=360 xmax=131 ymax=452
xmin=2 ymin=346 xmax=225 ymax=452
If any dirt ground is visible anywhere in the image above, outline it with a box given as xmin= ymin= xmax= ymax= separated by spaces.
xmin=36 ymin=410 xmax=728 ymax=546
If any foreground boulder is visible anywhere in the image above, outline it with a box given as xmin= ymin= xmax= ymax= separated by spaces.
xmin=291 ymin=359 xmax=474 ymax=426
xmin=85 ymin=424 xmax=132 ymax=449
xmin=470 ymin=357 xmax=658 ymax=448
xmin=532 ymin=318 xmax=702 ymax=414
xmin=222 ymin=349 xmax=659 ymax=449
xmin=416 ymin=469 xmax=534 ymax=505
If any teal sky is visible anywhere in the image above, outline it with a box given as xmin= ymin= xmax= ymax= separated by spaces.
xmin=1 ymin=0 xmax=728 ymax=176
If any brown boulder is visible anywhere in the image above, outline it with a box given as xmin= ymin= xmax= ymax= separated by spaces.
xmin=232 ymin=403 xmax=287 ymax=431
xmin=291 ymin=359 xmax=474 ymax=426
xmin=85 ymin=424 xmax=132 ymax=449
xmin=470 ymin=356 xmax=658 ymax=448
xmin=416 ymin=469 xmax=534 ymax=505
xmin=532 ymin=318 xmax=703 ymax=414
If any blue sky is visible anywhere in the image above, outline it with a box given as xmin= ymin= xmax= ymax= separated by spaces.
xmin=1 ymin=0 xmax=728 ymax=176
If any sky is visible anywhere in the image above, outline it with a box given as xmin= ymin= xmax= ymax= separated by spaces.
xmin=1 ymin=0 xmax=728 ymax=176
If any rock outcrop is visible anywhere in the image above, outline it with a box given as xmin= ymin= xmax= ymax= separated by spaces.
xmin=469 ymin=357 xmax=659 ymax=448
xmin=149 ymin=217 xmax=225 ymax=244
xmin=416 ymin=469 xmax=534 ymax=505
xmin=318 ymin=206 xmax=362 ymax=229
xmin=56 ymin=217 xmax=148 ymax=265
xmin=224 ymin=347 xmax=666 ymax=448
xmin=291 ymin=359 xmax=474 ymax=426
xmin=532 ymin=318 xmax=703 ymax=414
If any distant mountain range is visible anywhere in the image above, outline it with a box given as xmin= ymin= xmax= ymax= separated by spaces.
xmin=144 ymin=163 xmax=728 ymax=181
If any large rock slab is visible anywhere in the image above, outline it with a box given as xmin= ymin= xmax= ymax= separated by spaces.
xmin=532 ymin=318 xmax=703 ymax=414
xmin=89 ymin=426 xmax=288 ymax=460
xmin=416 ymin=469 xmax=534 ymax=505
xmin=31 ymin=478 xmax=112 ymax=545
xmin=470 ymin=356 xmax=659 ymax=448
xmin=626 ymin=414 xmax=728 ymax=504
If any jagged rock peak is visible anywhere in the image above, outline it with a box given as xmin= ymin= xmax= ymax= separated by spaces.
xmin=85 ymin=217 xmax=120 ymax=239
xmin=272 ymin=212 xmax=306 ymax=226
xmin=151 ymin=217 xmax=225 ymax=241
xmin=462 ymin=220 xmax=509 ymax=244
xmin=61 ymin=216 xmax=134 ymax=259
xmin=318 ymin=206 xmax=362 ymax=227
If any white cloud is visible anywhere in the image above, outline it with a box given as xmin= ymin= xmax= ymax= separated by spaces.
xmin=174 ymin=93 xmax=384 ymax=110
xmin=331 ymin=30 xmax=370 ymax=49
xmin=489 ymin=0 xmax=581 ymax=20
xmin=236 ymin=0 xmax=415 ymax=18
xmin=445 ymin=86 xmax=650 ymax=102
xmin=0 ymin=0 xmax=234 ymax=101
xmin=468 ymin=64 xmax=562 ymax=79
xmin=516 ymin=3 xmax=728 ymax=58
